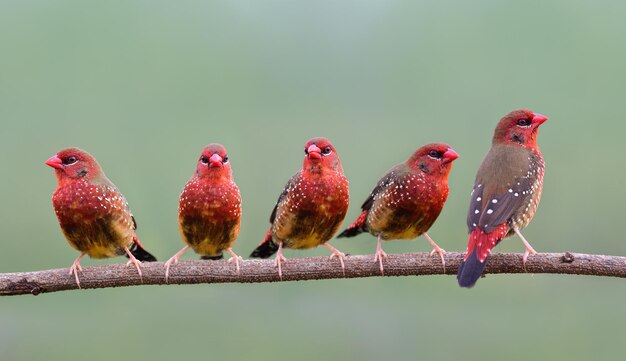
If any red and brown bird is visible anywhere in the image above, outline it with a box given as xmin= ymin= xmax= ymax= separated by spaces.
xmin=165 ymin=144 xmax=242 ymax=281
xmin=46 ymin=147 xmax=157 ymax=287
xmin=457 ymin=109 xmax=548 ymax=288
xmin=338 ymin=143 xmax=458 ymax=274
xmin=250 ymin=137 xmax=349 ymax=279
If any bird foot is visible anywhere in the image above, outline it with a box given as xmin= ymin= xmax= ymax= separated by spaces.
xmin=423 ymin=233 xmax=446 ymax=272
xmin=429 ymin=246 xmax=447 ymax=273
xmin=522 ymin=246 xmax=537 ymax=271
xmin=69 ymin=262 xmax=83 ymax=288
xmin=374 ymin=248 xmax=388 ymax=275
xmin=274 ymin=252 xmax=287 ymax=281
xmin=514 ymin=228 xmax=538 ymax=272
xmin=126 ymin=258 xmax=143 ymax=281
xmin=324 ymin=244 xmax=346 ymax=276
xmin=164 ymin=255 xmax=180 ymax=283
xmin=164 ymin=245 xmax=190 ymax=283
xmin=227 ymin=254 xmax=243 ymax=275
xmin=69 ymin=254 xmax=85 ymax=288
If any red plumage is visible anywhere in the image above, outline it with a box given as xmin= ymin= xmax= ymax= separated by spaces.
xmin=46 ymin=147 xmax=156 ymax=288
xmin=466 ymin=224 xmax=508 ymax=262
xmin=341 ymin=210 xmax=368 ymax=236
xmin=338 ymin=143 xmax=458 ymax=273
xmin=250 ymin=137 xmax=349 ymax=279
xmin=165 ymin=144 xmax=242 ymax=281
xmin=458 ymin=109 xmax=548 ymax=288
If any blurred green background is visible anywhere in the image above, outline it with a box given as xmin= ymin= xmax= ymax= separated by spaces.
xmin=1 ymin=1 xmax=625 ymax=360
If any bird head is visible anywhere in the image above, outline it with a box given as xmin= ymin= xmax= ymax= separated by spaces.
xmin=408 ymin=143 xmax=459 ymax=176
xmin=45 ymin=147 xmax=104 ymax=184
xmin=493 ymin=109 xmax=548 ymax=148
xmin=303 ymin=137 xmax=342 ymax=173
xmin=196 ymin=143 xmax=232 ymax=178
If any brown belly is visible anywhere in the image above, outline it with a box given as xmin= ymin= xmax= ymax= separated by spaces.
xmin=61 ymin=217 xmax=133 ymax=259
xmin=179 ymin=216 xmax=240 ymax=257
xmin=273 ymin=210 xmax=345 ymax=249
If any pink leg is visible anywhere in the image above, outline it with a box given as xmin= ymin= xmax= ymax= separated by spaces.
xmin=514 ymin=228 xmax=537 ymax=269
xmin=124 ymin=246 xmax=144 ymax=281
xmin=164 ymin=245 xmax=190 ymax=283
xmin=323 ymin=243 xmax=346 ymax=276
xmin=374 ymin=235 xmax=388 ymax=275
xmin=274 ymin=241 xmax=287 ymax=280
xmin=69 ymin=253 xmax=85 ymax=288
xmin=226 ymin=248 xmax=243 ymax=275
xmin=423 ymin=232 xmax=447 ymax=272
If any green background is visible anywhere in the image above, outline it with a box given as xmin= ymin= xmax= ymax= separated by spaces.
xmin=1 ymin=1 xmax=625 ymax=360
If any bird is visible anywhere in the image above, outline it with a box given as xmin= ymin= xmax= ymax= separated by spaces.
xmin=45 ymin=147 xmax=157 ymax=288
xmin=250 ymin=137 xmax=349 ymax=279
xmin=338 ymin=143 xmax=458 ymax=274
xmin=164 ymin=143 xmax=242 ymax=281
xmin=457 ymin=109 xmax=548 ymax=288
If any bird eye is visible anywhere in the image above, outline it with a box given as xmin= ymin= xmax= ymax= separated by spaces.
xmin=428 ymin=150 xmax=442 ymax=159
xmin=304 ymin=148 xmax=309 ymax=155
xmin=63 ymin=156 xmax=78 ymax=165
xmin=517 ymin=118 xmax=531 ymax=127
xmin=201 ymin=156 xmax=209 ymax=164
xmin=223 ymin=155 xmax=229 ymax=163
xmin=322 ymin=146 xmax=332 ymax=155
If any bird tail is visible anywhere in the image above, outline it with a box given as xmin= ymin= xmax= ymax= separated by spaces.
xmin=127 ymin=235 xmax=157 ymax=262
xmin=250 ymin=228 xmax=279 ymax=258
xmin=457 ymin=249 xmax=488 ymax=288
xmin=337 ymin=210 xmax=368 ymax=238
xmin=200 ymin=254 xmax=224 ymax=260
xmin=457 ymin=225 xmax=507 ymax=288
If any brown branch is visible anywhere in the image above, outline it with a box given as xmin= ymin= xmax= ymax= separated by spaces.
xmin=1 ymin=251 xmax=625 ymax=296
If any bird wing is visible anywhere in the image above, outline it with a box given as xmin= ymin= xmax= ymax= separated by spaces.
xmin=361 ymin=165 xmax=402 ymax=211
xmin=466 ymin=144 xmax=543 ymax=234
xmin=270 ymin=171 xmax=301 ymax=224
xmin=466 ymin=177 xmax=533 ymax=233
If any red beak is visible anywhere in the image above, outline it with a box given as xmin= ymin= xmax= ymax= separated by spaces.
xmin=45 ymin=155 xmax=64 ymax=169
xmin=532 ymin=113 xmax=548 ymax=125
xmin=442 ymin=148 xmax=459 ymax=164
xmin=307 ymin=144 xmax=322 ymax=159
xmin=209 ymin=153 xmax=223 ymax=167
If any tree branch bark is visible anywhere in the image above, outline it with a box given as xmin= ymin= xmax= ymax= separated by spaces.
xmin=1 ymin=251 xmax=625 ymax=296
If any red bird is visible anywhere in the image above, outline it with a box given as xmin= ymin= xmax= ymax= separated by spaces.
xmin=250 ymin=137 xmax=349 ymax=279
xmin=46 ymin=148 xmax=157 ymax=287
xmin=338 ymin=143 xmax=458 ymax=273
xmin=457 ymin=109 xmax=548 ymax=288
xmin=165 ymin=144 xmax=242 ymax=281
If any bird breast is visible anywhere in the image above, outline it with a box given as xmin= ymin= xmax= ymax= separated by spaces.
xmin=52 ymin=180 xmax=135 ymax=258
xmin=368 ymin=173 xmax=448 ymax=239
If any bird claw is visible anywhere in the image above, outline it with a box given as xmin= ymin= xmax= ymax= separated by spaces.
xmin=429 ymin=246 xmax=447 ymax=273
xmin=514 ymin=228 xmax=537 ymax=272
xmin=326 ymin=246 xmax=346 ymax=276
xmin=69 ymin=264 xmax=82 ymax=289
xmin=274 ymin=252 xmax=287 ymax=280
xmin=227 ymin=255 xmax=243 ymax=275
xmin=522 ymin=247 xmax=537 ymax=271
xmin=374 ymin=238 xmax=387 ymax=275
xmin=423 ymin=233 xmax=446 ymax=272
xmin=164 ymin=256 xmax=180 ymax=284
xmin=69 ymin=254 xmax=85 ymax=288
xmin=164 ymin=245 xmax=190 ymax=283
xmin=126 ymin=258 xmax=143 ymax=280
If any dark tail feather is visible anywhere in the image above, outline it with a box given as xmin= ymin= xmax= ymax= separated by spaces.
xmin=250 ymin=228 xmax=279 ymax=258
xmin=201 ymin=254 xmax=224 ymax=260
xmin=457 ymin=249 xmax=488 ymax=288
xmin=127 ymin=240 xmax=157 ymax=262
xmin=337 ymin=227 xmax=364 ymax=238
xmin=337 ymin=211 xmax=368 ymax=238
